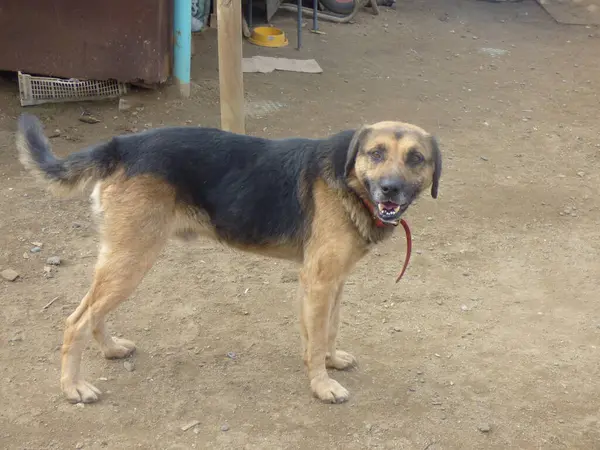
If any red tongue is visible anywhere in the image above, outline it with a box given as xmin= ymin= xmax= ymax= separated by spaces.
xmin=382 ymin=201 xmax=398 ymax=210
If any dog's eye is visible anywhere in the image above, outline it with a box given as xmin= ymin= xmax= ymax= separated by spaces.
xmin=407 ymin=150 xmax=425 ymax=166
xmin=370 ymin=148 xmax=385 ymax=162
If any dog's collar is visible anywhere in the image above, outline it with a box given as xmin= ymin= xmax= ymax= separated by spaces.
xmin=351 ymin=190 xmax=412 ymax=283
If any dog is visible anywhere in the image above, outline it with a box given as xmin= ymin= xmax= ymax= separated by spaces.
xmin=16 ymin=114 xmax=441 ymax=404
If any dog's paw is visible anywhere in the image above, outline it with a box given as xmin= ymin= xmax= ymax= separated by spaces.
xmin=311 ymin=375 xmax=350 ymax=404
xmin=62 ymin=379 xmax=102 ymax=404
xmin=326 ymin=350 xmax=357 ymax=370
xmin=102 ymin=337 xmax=136 ymax=359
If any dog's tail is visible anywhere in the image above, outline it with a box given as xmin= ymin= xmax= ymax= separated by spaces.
xmin=16 ymin=113 xmax=120 ymax=196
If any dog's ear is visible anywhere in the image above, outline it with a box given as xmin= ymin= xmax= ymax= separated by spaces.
xmin=345 ymin=126 xmax=370 ymax=177
xmin=430 ymin=136 xmax=442 ymax=199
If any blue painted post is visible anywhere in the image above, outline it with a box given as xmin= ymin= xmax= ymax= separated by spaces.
xmin=297 ymin=0 xmax=302 ymax=50
xmin=174 ymin=0 xmax=192 ymax=98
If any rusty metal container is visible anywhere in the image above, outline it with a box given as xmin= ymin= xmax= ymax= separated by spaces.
xmin=0 ymin=0 xmax=172 ymax=84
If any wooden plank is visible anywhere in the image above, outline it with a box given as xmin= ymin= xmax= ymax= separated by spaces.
xmin=217 ymin=0 xmax=245 ymax=134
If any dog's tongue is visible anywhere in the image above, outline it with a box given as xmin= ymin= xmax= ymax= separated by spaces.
xmin=381 ymin=201 xmax=398 ymax=211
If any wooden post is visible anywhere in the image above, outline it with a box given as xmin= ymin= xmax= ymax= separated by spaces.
xmin=217 ymin=0 xmax=245 ymax=134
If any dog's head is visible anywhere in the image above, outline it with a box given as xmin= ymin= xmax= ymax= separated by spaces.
xmin=345 ymin=121 xmax=442 ymax=224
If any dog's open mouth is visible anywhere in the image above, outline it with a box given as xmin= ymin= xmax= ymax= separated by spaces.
xmin=376 ymin=201 xmax=403 ymax=222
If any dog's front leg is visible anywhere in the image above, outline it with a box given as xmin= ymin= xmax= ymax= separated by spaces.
xmin=325 ymin=285 xmax=357 ymax=370
xmin=300 ymin=252 xmax=352 ymax=404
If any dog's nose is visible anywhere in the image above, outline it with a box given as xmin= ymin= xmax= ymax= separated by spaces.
xmin=379 ymin=178 xmax=402 ymax=197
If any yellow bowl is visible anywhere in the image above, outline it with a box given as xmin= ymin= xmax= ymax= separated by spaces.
xmin=248 ymin=26 xmax=288 ymax=48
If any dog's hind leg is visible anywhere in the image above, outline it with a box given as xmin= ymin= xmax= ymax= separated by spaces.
xmin=60 ymin=175 xmax=174 ymax=403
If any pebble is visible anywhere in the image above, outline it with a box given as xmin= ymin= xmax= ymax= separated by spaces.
xmin=43 ymin=266 xmax=54 ymax=278
xmin=30 ymin=246 xmax=42 ymax=253
xmin=181 ymin=420 xmax=201 ymax=431
xmin=393 ymin=326 xmax=402 ymax=332
xmin=220 ymin=424 xmax=230 ymax=432
xmin=226 ymin=352 xmax=237 ymax=360
xmin=478 ymin=423 xmax=492 ymax=433
xmin=75 ymin=442 xmax=84 ymax=449
xmin=1 ymin=269 xmax=20 ymax=281
xmin=49 ymin=129 xmax=61 ymax=138
xmin=280 ymin=271 xmax=298 ymax=283
xmin=118 ymin=98 xmax=133 ymax=112
xmin=461 ymin=304 xmax=470 ymax=311
xmin=46 ymin=256 xmax=62 ymax=266
xmin=79 ymin=115 xmax=101 ymax=124
xmin=123 ymin=361 xmax=135 ymax=372
xmin=8 ymin=333 xmax=23 ymax=342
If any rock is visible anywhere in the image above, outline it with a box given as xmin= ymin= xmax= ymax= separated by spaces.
xmin=79 ymin=115 xmax=100 ymax=124
xmin=280 ymin=271 xmax=298 ymax=283
xmin=49 ymin=129 xmax=61 ymax=138
xmin=118 ymin=98 xmax=133 ymax=112
xmin=46 ymin=256 xmax=62 ymax=266
xmin=461 ymin=304 xmax=470 ymax=311
xmin=43 ymin=266 xmax=54 ymax=278
xmin=123 ymin=361 xmax=135 ymax=372
xmin=226 ymin=352 xmax=237 ymax=360
xmin=8 ymin=333 xmax=23 ymax=342
xmin=220 ymin=424 xmax=230 ymax=432
xmin=72 ymin=222 xmax=82 ymax=229
xmin=1 ymin=269 xmax=19 ymax=281
xmin=181 ymin=420 xmax=201 ymax=431
xmin=30 ymin=246 xmax=42 ymax=253
xmin=478 ymin=423 xmax=492 ymax=433
xmin=75 ymin=442 xmax=84 ymax=449
xmin=480 ymin=156 xmax=489 ymax=161
xmin=393 ymin=326 xmax=402 ymax=332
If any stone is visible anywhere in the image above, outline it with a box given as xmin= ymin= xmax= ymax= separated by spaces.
xmin=124 ymin=361 xmax=135 ymax=372
xmin=46 ymin=256 xmax=62 ymax=266
xmin=79 ymin=115 xmax=100 ymax=124
xmin=1 ymin=269 xmax=19 ymax=281
xmin=478 ymin=423 xmax=492 ymax=433
xmin=181 ymin=420 xmax=200 ymax=431
xmin=118 ymin=98 xmax=133 ymax=112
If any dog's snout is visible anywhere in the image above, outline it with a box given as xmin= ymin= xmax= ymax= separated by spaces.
xmin=379 ymin=178 xmax=403 ymax=197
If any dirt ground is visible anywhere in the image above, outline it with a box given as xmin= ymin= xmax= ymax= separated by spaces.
xmin=1 ymin=0 xmax=600 ymax=449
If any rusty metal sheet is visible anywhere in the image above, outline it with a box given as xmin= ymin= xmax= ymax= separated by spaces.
xmin=0 ymin=0 xmax=172 ymax=84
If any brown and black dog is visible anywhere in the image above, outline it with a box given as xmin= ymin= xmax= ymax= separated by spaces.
xmin=16 ymin=114 xmax=441 ymax=404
